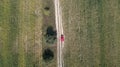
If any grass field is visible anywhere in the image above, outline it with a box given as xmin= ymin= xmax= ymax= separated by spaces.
xmin=61 ymin=0 xmax=120 ymax=67
xmin=1 ymin=0 xmax=120 ymax=67
xmin=0 ymin=0 xmax=43 ymax=67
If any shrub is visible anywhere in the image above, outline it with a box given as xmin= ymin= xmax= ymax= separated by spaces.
xmin=45 ymin=26 xmax=56 ymax=44
xmin=43 ymin=48 xmax=54 ymax=61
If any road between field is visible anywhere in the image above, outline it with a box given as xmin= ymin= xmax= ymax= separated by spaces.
xmin=54 ymin=0 xmax=64 ymax=67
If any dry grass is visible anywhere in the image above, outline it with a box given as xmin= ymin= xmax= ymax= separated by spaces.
xmin=61 ymin=0 xmax=120 ymax=67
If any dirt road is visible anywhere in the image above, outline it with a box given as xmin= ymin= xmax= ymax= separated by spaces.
xmin=54 ymin=0 xmax=64 ymax=67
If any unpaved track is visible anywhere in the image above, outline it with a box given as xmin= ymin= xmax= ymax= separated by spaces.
xmin=54 ymin=0 xmax=64 ymax=67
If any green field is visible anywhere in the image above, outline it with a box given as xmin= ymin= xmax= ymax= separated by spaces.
xmin=61 ymin=0 xmax=120 ymax=67
xmin=0 ymin=0 xmax=57 ymax=67
xmin=0 ymin=0 xmax=43 ymax=67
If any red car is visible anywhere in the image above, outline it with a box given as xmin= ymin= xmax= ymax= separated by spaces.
xmin=60 ymin=34 xmax=64 ymax=42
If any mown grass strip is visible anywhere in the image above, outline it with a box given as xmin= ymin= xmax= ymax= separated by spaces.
xmin=8 ymin=0 xmax=20 ymax=66
xmin=97 ymin=0 xmax=106 ymax=67
xmin=0 ymin=0 xmax=11 ymax=67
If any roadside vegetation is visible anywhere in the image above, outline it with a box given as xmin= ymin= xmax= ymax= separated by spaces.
xmin=43 ymin=48 xmax=54 ymax=61
xmin=45 ymin=26 xmax=57 ymax=44
xmin=42 ymin=0 xmax=57 ymax=67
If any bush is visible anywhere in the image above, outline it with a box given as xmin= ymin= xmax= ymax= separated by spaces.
xmin=43 ymin=48 xmax=54 ymax=61
xmin=44 ymin=7 xmax=50 ymax=11
xmin=45 ymin=26 xmax=56 ymax=44
xmin=46 ymin=26 xmax=56 ymax=36
xmin=44 ymin=6 xmax=50 ymax=16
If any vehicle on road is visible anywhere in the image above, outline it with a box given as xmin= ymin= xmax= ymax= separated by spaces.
xmin=60 ymin=34 xmax=64 ymax=42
